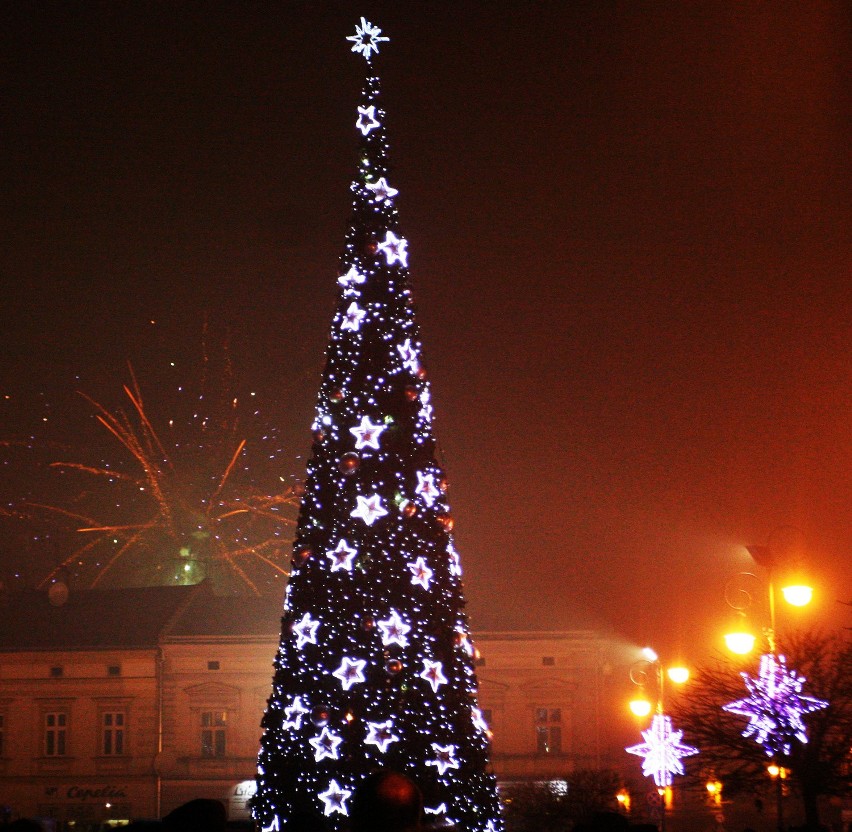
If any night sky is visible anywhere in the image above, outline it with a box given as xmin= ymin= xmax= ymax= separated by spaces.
xmin=2 ymin=2 xmax=849 ymax=660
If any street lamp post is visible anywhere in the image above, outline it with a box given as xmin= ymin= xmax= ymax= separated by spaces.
xmin=722 ymin=534 xmax=826 ymax=832
xmin=626 ymin=648 xmax=697 ymax=832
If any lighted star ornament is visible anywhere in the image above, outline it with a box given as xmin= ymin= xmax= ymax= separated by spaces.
xmin=364 ymin=719 xmax=400 ymax=754
xmin=310 ymin=727 xmax=343 ymax=762
xmin=626 ymin=713 xmax=698 ymax=787
xmin=377 ymin=609 xmax=411 ymax=647
xmin=366 ymin=176 xmax=398 ymax=203
xmin=346 ymin=17 xmax=389 ymax=60
xmin=319 ymin=780 xmax=352 ymax=817
xmin=292 ymin=613 xmax=320 ymax=649
xmin=351 ymin=493 xmax=388 ymax=526
xmin=723 ymin=652 xmax=828 ymax=756
xmin=326 ymin=539 xmax=357 ymax=572
xmin=350 ymin=415 xmax=386 ymax=450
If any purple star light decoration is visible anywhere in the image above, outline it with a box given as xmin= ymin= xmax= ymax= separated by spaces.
xmin=626 ymin=713 xmax=698 ymax=787
xmin=723 ymin=652 xmax=829 ymax=756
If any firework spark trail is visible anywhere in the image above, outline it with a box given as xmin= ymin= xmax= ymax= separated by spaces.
xmin=10 ymin=351 xmax=298 ymax=594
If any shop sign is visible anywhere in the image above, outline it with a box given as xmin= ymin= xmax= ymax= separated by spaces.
xmin=43 ymin=785 xmax=129 ymax=802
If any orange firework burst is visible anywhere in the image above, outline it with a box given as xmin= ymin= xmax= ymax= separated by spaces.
xmin=25 ymin=348 xmax=299 ymax=595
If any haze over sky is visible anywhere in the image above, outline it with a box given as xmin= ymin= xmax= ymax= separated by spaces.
xmin=2 ymin=2 xmax=849 ymax=660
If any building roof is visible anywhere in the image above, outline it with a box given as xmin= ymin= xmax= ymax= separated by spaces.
xmin=164 ymin=589 xmax=284 ymax=639
xmin=0 ymin=584 xmax=201 ymax=651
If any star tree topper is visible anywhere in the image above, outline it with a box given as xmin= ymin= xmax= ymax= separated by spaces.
xmin=723 ymin=652 xmax=829 ymax=756
xmin=625 ymin=713 xmax=698 ymax=787
xmin=346 ymin=17 xmax=389 ymax=60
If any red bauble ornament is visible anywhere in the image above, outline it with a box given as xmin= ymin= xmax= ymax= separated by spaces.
xmin=385 ymin=659 xmax=403 ymax=675
xmin=361 ymin=616 xmax=376 ymax=632
xmin=311 ymin=708 xmax=330 ymax=727
xmin=292 ymin=546 xmax=312 ymax=568
xmin=415 ymin=366 xmax=428 ymax=380
xmin=437 ymin=513 xmax=454 ymax=532
xmin=402 ymin=502 xmax=418 ymax=518
xmin=312 ymin=429 xmax=326 ymax=444
xmin=365 ymin=238 xmax=378 ymax=254
xmin=338 ymin=452 xmax=360 ymax=475
xmin=439 ymin=477 xmax=449 ymax=493
xmin=404 ymin=386 xmax=418 ymax=402
xmin=330 ymin=388 xmax=345 ymax=403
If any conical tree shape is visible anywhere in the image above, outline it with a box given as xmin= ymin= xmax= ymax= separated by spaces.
xmin=255 ymin=20 xmax=502 ymax=832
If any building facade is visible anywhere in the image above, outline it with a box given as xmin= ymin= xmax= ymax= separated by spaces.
xmin=0 ymin=584 xmax=628 ymax=826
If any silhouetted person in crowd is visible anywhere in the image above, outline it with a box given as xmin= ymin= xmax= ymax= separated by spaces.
xmin=5 ymin=821 xmax=42 ymax=832
xmin=162 ymin=798 xmax=226 ymax=832
xmin=350 ymin=770 xmax=423 ymax=832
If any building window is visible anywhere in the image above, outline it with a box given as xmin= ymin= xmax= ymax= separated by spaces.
xmin=535 ymin=708 xmax=562 ymax=754
xmin=542 ymin=656 xmax=555 ymax=666
xmin=201 ymin=711 xmax=227 ymax=757
xmin=207 ymin=661 xmax=220 ymax=671
xmin=45 ymin=712 xmax=67 ymax=756
xmin=50 ymin=666 xmax=63 ymax=678
xmin=107 ymin=665 xmax=121 ymax=677
xmin=102 ymin=711 xmax=125 ymax=755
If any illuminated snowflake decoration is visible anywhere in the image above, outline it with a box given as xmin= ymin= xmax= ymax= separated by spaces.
xmin=351 ymin=493 xmax=388 ymax=526
xmin=408 ymin=556 xmax=433 ymax=590
xmin=366 ymin=176 xmax=398 ymax=202
xmin=326 ymin=539 xmax=357 ymax=572
xmin=350 ymin=415 xmax=386 ymax=450
xmin=415 ymin=471 xmax=441 ymax=507
xmin=356 ymin=105 xmax=380 ymax=136
xmin=341 ymin=301 xmax=367 ymax=331
xmin=346 ymin=17 xmax=389 ymax=60
xmin=420 ymin=659 xmax=448 ymax=693
xmin=309 ymin=727 xmax=343 ymax=762
xmin=723 ymin=652 xmax=829 ymax=756
xmin=426 ymin=743 xmax=460 ymax=775
xmin=282 ymin=695 xmax=310 ymax=731
xmin=377 ymin=609 xmax=411 ymax=647
xmin=364 ymin=719 xmax=400 ymax=754
xmin=378 ymin=230 xmax=408 ymax=267
xmin=292 ymin=612 xmax=320 ymax=649
xmin=319 ymin=779 xmax=352 ymax=817
xmin=625 ymin=713 xmax=698 ymax=787
xmin=333 ymin=657 xmax=367 ymax=691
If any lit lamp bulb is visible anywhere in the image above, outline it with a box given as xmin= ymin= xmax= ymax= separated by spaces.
xmin=667 ymin=666 xmax=689 ymax=685
xmin=629 ymin=697 xmax=652 ymax=717
xmin=725 ymin=630 xmax=755 ymax=655
xmin=781 ymin=584 xmax=813 ymax=607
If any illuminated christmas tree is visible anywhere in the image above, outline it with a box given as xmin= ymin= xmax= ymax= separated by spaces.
xmin=254 ymin=19 xmax=502 ymax=832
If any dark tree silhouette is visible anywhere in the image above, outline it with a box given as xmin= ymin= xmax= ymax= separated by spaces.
xmin=670 ymin=629 xmax=852 ymax=830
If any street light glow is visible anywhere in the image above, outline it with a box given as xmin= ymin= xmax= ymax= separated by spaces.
xmin=667 ymin=666 xmax=689 ymax=685
xmin=724 ymin=630 xmax=756 ymax=655
xmin=781 ymin=584 xmax=813 ymax=607
xmin=629 ymin=698 xmax=652 ymax=717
